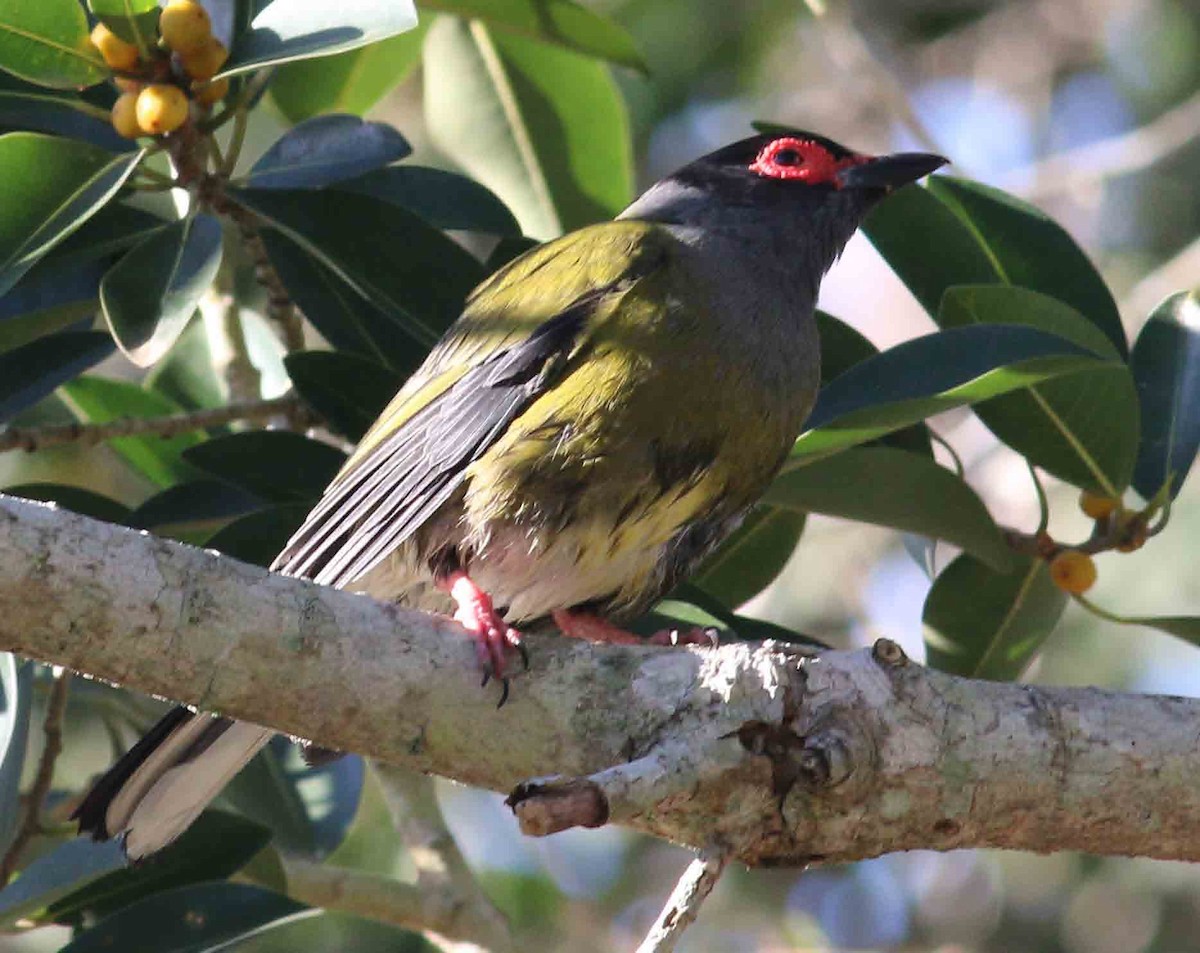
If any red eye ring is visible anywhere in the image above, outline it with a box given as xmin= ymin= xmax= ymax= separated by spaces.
xmin=750 ymin=137 xmax=868 ymax=187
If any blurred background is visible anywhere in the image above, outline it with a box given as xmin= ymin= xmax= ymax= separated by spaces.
xmin=9 ymin=0 xmax=1200 ymax=950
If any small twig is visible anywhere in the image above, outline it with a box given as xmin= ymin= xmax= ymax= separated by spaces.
xmin=0 ymin=396 xmax=311 ymax=454
xmin=636 ymin=846 xmax=730 ymax=953
xmin=1027 ymin=463 xmax=1050 ymax=537
xmin=0 ymin=670 xmax=70 ymax=885
xmin=201 ymin=249 xmax=262 ymax=404
xmin=224 ymin=204 xmax=306 ymax=356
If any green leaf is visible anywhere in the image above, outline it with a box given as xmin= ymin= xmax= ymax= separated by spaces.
xmin=421 ymin=0 xmax=646 ymax=69
xmin=692 ymin=505 xmax=805 ymax=607
xmin=765 ymin=447 xmax=1013 ymax=572
xmin=100 ymin=213 xmax=223 ymax=366
xmin=143 ymin=319 xmax=223 ymax=410
xmin=61 ymin=882 xmax=314 ymax=953
xmin=284 ymin=351 xmax=404 ymax=441
xmin=231 ymin=187 xmax=484 ymax=346
xmin=424 ymin=16 xmax=632 ymax=240
xmin=268 ymin=22 xmax=428 ymax=124
xmin=0 ymin=330 xmax=113 ymax=422
xmin=0 ymin=298 xmax=96 ymax=354
xmin=259 ymin=231 xmax=423 ymax=370
xmin=0 ymin=0 xmax=109 ymax=89
xmin=204 ymin=504 xmax=310 ymax=566
xmin=131 ymin=479 xmax=263 ymax=538
xmin=182 ymin=430 xmax=345 ymax=502
xmin=940 ymin=285 xmax=1140 ymax=494
xmin=5 ymin=482 xmax=132 ymax=523
xmin=0 ymin=656 xmax=31 ymax=855
xmin=0 ymin=812 xmax=273 ymax=928
xmin=929 ymin=177 xmax=1127 ymax=358
xmin=336 ymin=165 xmax=521 ymax=236
xmin=222 ymin=0 xmax=419 ymax=79
xmin=1130 ymin=291 xmax=1200 ymax=500
xmin=791 ymin=324 xmax=1107 ymax=463
xmin=87 ymin=0 xmax=159 ymax=59
xmin=244 ymin=115 xmax=410 ymax=190
xmin=923 ymin=553 xmax=1067 ymax=680
xmin=0 ymin=133 xmax=143 ymax=297
xmin=1120 ymin=615 xmax=1200 ymax=645
xmin=58 ymin=376 xmax=205 ymax=487
xmin=0 ymin=82 xmax=132 ymax=151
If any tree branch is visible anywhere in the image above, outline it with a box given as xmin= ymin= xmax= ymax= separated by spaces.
xmin=1 ymin=494 xmax=1200 ymax=867
xmin=0 ymin=396 xmax=314 ymax=454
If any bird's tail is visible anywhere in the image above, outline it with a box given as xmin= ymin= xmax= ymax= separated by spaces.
xmin=73 ymin=706 xmax=272 ymax=860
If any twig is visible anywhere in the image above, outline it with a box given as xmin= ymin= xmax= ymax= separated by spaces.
xmin=0 ymin=670 xmax=70 ymax=884
xmin=636 ymin=846 xmax=730 ymax=953
xmin=0 ymin=396 xmax=311 ymax=454
xmin=201 ymin=252 xmax=262 ymax=404
xmin=224 ymin=205 xmax=305 ymax=355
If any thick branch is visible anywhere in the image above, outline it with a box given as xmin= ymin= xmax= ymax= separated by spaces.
xmin=1 ymin=494 xmax=1199 ymax=866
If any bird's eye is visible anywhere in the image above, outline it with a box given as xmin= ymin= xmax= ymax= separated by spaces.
xmin=774 ymin=148 xmax=802 ymax=166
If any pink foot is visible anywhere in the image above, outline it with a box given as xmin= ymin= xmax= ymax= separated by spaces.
xmin=439 ymin=571 xmax=525 ymax=699
xmin=552 ymin=610 xmax=719 ymax=648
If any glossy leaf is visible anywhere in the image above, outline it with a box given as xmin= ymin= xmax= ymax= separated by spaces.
xmin=88 ymin=0 xmax=159 ymax=58
xmin=100 ymin=213 xmax=223 ymax=366
xmin=268 ymin=23 xmax=427 ymax=124
xmin=183 ymin=430 xmax=345 ymax=502
xmin=424 ymin=16 xmax=632 ymax=240
xmin=61 ymin=882 xmax=314 ymax=953
xmin=132 ymin=479 xmax=263 ymax=538
xmin=929 ymin=177 xmax=1127 ymax=358
xmin=259 ymin=231 xmax=423 ymax=369
xmin=244 ymin=115 xmax=410 ymax=190
xmin=923 ymin=553 xmax=1067 ymax=680
xmin=222 ymin=0 xmax=418 ymax=79
xmin=0 ymin=655 xmax=31 ymax=855
xmin=284 ymin=350 xmax=404 ymax=441
xmin=940 ymin=285 xmax=1140 ymax=494
xmin=6 ymin=482 xmax=132 ymax=524
xmin=765 ymin=447 xmax=1013 ymax=572
xmin=39 ymin=200 xmax=165 ymax=268
xmin=204 ymin=504 xmax=310 ymax=566
xmin=0 ymin=811 xmax=271 ymax=927
xmin=0 ymin=133 xmax=143 ymax=297
xmin=693 ymin=505 xmax=806 ymax=607
xmin=232 ymin=187 xmax=484 ymax=345
xmin=1120 ymin=615 xmax=1200 ymax=645
xmin=0 ymin=0 xmax=109 ymax=88
xmin=336 ymin=165 xmax=521 ymax=236
xmin=791 ymin=324 xmax=1106 ymax=464
xmin=1130 ymin=291 xmax=1200 ymax=499
xmin=0 ymin=331 xmax=114 ymax=422
xmin=0 ymin=85 xmax=132 ymax=151
xmin=59 ymin=376 xmax=205 ymax=487
xmin=422 ymin=0 xmax=646 ymax=69
xmin=0 ymin=298 xmax=96 ymax=354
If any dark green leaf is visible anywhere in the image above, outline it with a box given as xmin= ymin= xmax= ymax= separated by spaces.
xmin=485 ymin=235 xmax=539 ymax=272
xmin=244 ymin=115 xmax=410 ymax=190
xmin=1120 ymin=615 xmax=1200 ymax=645
xmin=61 ymin=882 xmax=314 ymax=953
xmin=5 ymin=482 xmax=131 ymax=523
xmin=0 ymin=298 xmax=96 ymax=354
xmin=204 ymin=504 xmax=310 ymax=566
xmin=268 ymin=22 xmax=428 ymax=124
xmin=693 ymin=505 xmax=805 ymax=607
xmin=929 ymin=177 xmax=1127 ymax=358
xmin=143 ymin=320 xmax=223 ymax=410
xmin=791 ymin=324 xmax=1107 ymax=463
xmin=232 ymin=187 xmax=484 ymax=346
xmin=1130 ymin=291 xmax=1200 ymax=499
xmin=765 ymin=447 xmax=1012 ymax=572
xmin=132 ymin=479 xmax=263 ymax=538
xmin=0 ymin=85 xmax=132 ymax=151
xmin=100 ymin=213 xmax=223 ymax=366
xmin=940 ymin=285 xmax=1139 ymax=493
xmin=222 ymin=0 xmax=419 ymax=79
xmin=40 ymin=200 xmax=165 ymax=267
xmin=0 ymin=133 xmax=143 ymax=296
xmin=421 ymin=0 xmax=646 ymax=69
xmin=0 ymin=656 xmax=31 ymax=855
xmin=424 ymin=16 xmax=632 ymax=240
xmin=284 ymin=350 xmax=404 ymax=441
xmin=0 ymin=0 xmax=109 ymax=88
xmin=923 ymin=553 xmax=1067 ymax=679
xmin=261 ymin=231 xmax=422 ymax=370
xmin=88 ymin=0 xmax=159 ymax=59
xmin=58 ymin=376 xmax=204 ymax=487
xmin=0 ymin=331 xmax=114 ymax=422
xmin=0 ymin=812 xmax=272 ymax=928
xmin=183 ymin=431 xmax=345 ymax=502
xmin=336 ymin=165 xmax=521 ymax=236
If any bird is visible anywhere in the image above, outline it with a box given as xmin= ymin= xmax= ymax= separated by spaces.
xmin=73 ymin=129 xmax=946 ymax=860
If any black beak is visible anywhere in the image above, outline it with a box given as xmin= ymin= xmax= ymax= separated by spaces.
xmin=837 ymin=152 xmax=948 ymax=191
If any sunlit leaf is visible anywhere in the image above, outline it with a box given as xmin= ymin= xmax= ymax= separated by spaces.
xmin=0 ymin=0 xmax=109 ymax=88
xmin=244 ymin=115 xmax=410 ymax=190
